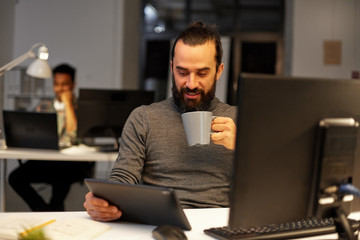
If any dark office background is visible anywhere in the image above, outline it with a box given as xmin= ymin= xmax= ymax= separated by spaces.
xmin=140 ymin=0 xmax=284 ymax=104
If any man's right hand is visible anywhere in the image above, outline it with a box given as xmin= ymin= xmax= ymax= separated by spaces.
xmin=84 ymin=192 xmax=122 ymax=221
xmin=58 ymin=89 xmax=73 ymax=105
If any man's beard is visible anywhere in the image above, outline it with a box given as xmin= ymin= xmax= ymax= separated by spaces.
xmin=172 ymin=74 xmax=216 ymax=113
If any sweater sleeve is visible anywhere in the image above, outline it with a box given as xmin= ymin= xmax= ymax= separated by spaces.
xmin=109 ymin=106 xmax=148 ymax=184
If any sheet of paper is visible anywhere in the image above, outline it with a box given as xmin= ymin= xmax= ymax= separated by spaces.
xmin=0 ymin=216 xmax=110 ymax=240
xmin=61 ymin=144 xmax=98 ymax=154
xmin=324 ymin=40 xmax=342 ymax=65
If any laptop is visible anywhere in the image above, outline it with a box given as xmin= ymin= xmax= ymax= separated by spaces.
xmin=2 ymin=110 xmax=61 ymax=150
xmin=84 ymin=178 xmax=192 ymax=230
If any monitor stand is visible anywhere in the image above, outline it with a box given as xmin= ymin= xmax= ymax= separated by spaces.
xmin=312 ymin=118 xmax=359 ymax=240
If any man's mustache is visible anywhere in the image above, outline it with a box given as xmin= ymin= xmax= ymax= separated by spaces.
xmin=182 ymin=87 xmax=204 ymax=95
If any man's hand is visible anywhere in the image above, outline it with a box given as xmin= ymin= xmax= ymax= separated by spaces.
xmin=211 ymin=117 xmax=236 ymax=150
xmin=84 ymin=192 xmax=122 ymax=222
xmin=58 ymin=90 xmax=77 ymax=133
xmin=59 ymin=90 xmax=73 ymax=105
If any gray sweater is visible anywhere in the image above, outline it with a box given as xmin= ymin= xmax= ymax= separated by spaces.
xmin=109 ymin=97 xmax=237 ymax=208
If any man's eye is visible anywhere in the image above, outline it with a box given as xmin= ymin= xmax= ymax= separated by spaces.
xmin=178 ymin=71 xmax=188 ymax=76
xmin=198 ymin=72 xmax=207 ymax=77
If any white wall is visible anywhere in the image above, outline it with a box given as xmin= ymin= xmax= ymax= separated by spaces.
xmin=13 ymin=0 xmax=125 ymax=93
xmin=0 ymin=0 xmax=14 ymax=67
xmin=289 ymin=0 xmax=360 ymax=79
xmin=0 ymin=0 xmax=15 ymax=129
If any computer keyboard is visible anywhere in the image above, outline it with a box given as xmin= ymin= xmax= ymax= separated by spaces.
xmin=204 ymin=217 xmax=360 ymax=240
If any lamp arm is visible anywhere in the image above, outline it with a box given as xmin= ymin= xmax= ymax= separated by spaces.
xmin=0 ymin=51 xmax=34 ymax=76
xmin=0 ymin=43 xmax=45 ymax=77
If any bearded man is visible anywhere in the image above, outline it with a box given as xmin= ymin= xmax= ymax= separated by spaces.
xmin=84 ymin=21 xmax=237 ymax=222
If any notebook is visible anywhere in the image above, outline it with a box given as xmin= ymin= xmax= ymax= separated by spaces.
xmin=84 ymin=178 xmax=192 ymax=230
xmin=2 ymin=110 xmax=61 ymax=150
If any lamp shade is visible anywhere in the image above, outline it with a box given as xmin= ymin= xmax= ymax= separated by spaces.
xmin=26 ymin=59 xmax=52 ymax=79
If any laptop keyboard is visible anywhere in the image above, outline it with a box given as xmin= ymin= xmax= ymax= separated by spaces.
xmin=204 ymin=217 xmax=360 ymax=240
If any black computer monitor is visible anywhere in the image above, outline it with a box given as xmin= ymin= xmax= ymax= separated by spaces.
xmin=77 ymin=89 xmax=155 ymax=141
xmin=229 ymin=74 xmax=360 ymax=229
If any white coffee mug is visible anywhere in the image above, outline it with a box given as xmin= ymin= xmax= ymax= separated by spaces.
xmin=181 ymin=111 xmax=213 ymax=146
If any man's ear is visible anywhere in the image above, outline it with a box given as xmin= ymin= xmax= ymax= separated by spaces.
xmin=170 ymin=60 xmax=173 ymax=74
xmin=216 ymin=63 xmax=224 ymax=81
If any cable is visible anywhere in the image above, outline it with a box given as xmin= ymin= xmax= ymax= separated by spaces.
xmin=323 ymin=183 xmax=360 ymax=240
xmin=335 ymin=206 xmax=356 ymax=240
xmin=339 ymin=184 xmax=360 ymax=198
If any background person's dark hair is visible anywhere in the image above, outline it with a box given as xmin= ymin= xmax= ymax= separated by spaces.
xmin=171 ymin=21 xmax=223 ymax=70
xmin=53 ymin=63 xmax=76 ymax=83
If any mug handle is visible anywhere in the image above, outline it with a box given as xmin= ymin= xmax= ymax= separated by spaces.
xmin=211 ymin=116 xmax=218 ymax=134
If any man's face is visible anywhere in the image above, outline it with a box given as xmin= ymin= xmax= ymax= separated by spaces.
xmin=53 ymin=73 xmax=74 ymax=101
xmin=171 ymin=40 xmax=223 ymax=112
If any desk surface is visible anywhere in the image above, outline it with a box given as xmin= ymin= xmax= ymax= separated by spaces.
xmin=0 ymin=209 xmax=359 ymax=240
xmin=0 ymin=145 xmax=118 ymax=212
xmin=0 ymin=145 xmax=119 ymax=162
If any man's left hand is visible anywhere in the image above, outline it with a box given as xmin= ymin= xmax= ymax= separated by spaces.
xmin=211 ymin=117 xmax=236 ymax=150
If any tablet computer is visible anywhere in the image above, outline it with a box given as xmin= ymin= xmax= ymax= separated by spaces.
xmin=84 ymin=178 xmax=192 ymax=230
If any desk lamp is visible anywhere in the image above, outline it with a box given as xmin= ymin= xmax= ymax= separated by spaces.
xmin=0 ymin=43 xmax=51 ymax=150
xmin=0 ymin=43 xmax=52 ymax=79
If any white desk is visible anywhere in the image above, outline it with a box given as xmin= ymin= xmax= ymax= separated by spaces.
xmin=0 ymin=208 xmax=359 ymax=240
xmin=0 ymin=145 xmax=118 ymax=212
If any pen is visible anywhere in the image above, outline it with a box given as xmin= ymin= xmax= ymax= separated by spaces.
xmin=19 ymin=219 xmax=56 ymax=237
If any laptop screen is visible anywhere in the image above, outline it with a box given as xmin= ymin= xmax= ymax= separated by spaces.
xmin=3 ymin=110 xmax=60 ymax=150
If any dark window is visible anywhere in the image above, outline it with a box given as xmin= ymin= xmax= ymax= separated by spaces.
xmin=145 ymin=40 xmax=170 ymax=79
xmin=241 ymin=42 xmax=276 ymax=74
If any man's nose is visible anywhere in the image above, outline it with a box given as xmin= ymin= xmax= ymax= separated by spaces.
xmin=186 ymin=73 xmax=198 ymax=89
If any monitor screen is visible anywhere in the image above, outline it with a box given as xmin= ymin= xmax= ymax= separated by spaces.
xmin=77 ymin=89 xmax=155 ymax=140
xmin=229 ymin=74 xmax=360 ymax=228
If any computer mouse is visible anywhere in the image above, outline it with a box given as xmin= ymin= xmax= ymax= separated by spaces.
xmin=152 ymin=225 xmax=187 ymax=240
